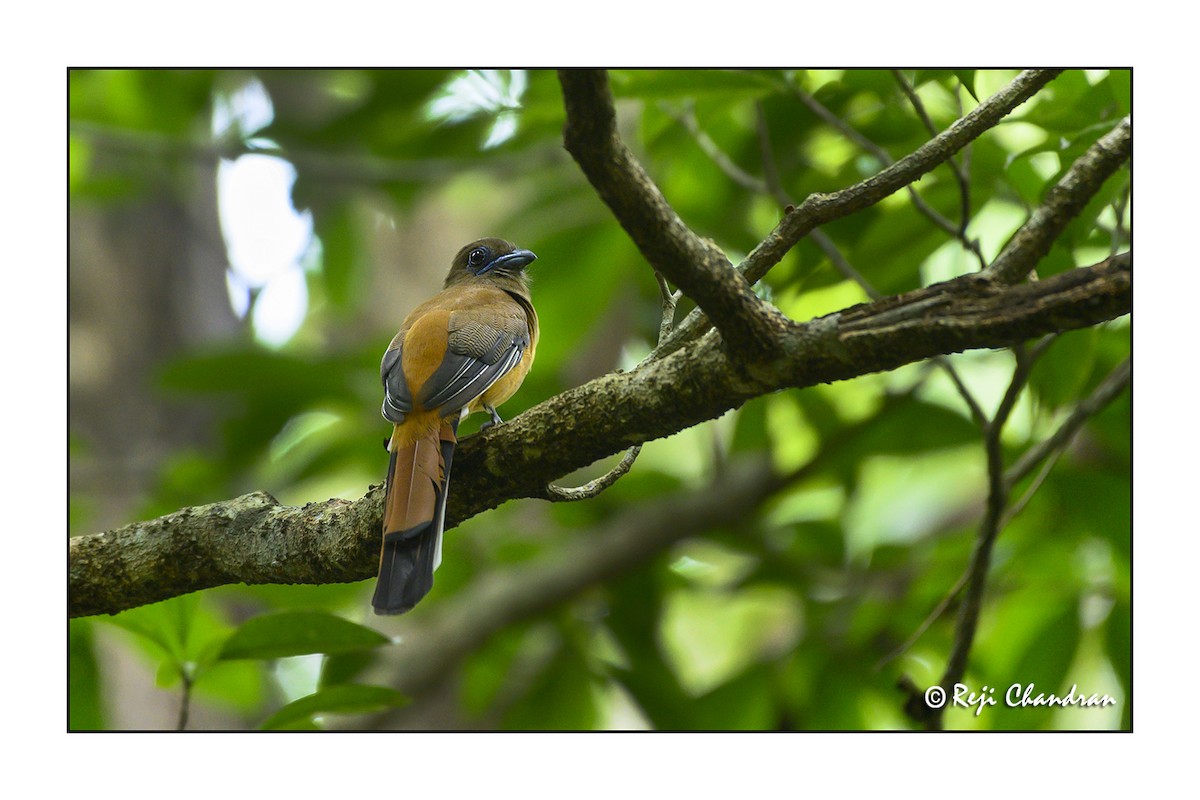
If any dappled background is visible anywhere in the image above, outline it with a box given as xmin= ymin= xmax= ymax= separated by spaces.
xmin=69 ymin=69 xmax=1130 ymax=730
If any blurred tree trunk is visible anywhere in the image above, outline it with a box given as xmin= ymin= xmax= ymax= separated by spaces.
xmin=70 ymin=156 xmax=239 ymax=534
xmin=70 ymin=150 xmax=245 ymax=728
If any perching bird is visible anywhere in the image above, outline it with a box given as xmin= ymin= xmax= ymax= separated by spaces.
xmin=372 ymin=238 xmax=538 ymax=614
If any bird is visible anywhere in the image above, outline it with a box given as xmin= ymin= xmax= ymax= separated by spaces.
xmin=372 ymin=238 xmax=538 ymax=614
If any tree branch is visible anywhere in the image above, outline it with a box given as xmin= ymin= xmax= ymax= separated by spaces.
xmin=931 ymin=345 xmax=1040 ymax=721
xmin=652 ymin=68 xmax=1063 ymax=359
xmin=69 ymin=253 xmax=1130 ymax=618
xmin=789 ymin=80 xmax=987 ymax=269
xmin=71 ymin=119 xmax=561 ymax=186
xmin=986 ymin=117 xmax=1131 ymax=285
xmin=557 ymin=69 xmax=786 ymax=358
xmin=884 ymin=353 xmax=1129 ymax=681
xmin=900 ymin=351 xmax=1131 ymax=728
xmin=737 ymin=69 xmax=1063 ymax=287
xmin=693 ymin=108 xmax=989 ymax=430
xmin=69 ymin=491 xmax=379 ymax=618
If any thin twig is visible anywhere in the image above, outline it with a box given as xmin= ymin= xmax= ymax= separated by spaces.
xmin=914 ymin=345 xmax=1042 ymax=728
xmin=755 ymin=101 xmax=793 ymax=208
xmin=1000 ymin=446 xmax=1063 ymax=529
xmin=953 ymin=84 xmax=974 ymax=237
xmin=637 ymin=103 xmax=782 ymax=361
xmin=741 ymin=70 xmax=1059 ymax=286
xmin=664 ymin=103 xmax=770 ymax=195
xmin=544 ymin=446 xmax=643 ymax=502
xmin=1111 ymin=185 xmax=1131 ymax=255
xmin=653 ymin=271 xmax=681 ymax=346
xmin=891 ymin=70 xmax=941 ymax=145
xmin=891 ymin=70 xmax=974 ymax=239
xmin=790 ymin=81 xmax=987 ymax=270
xmin=176 ymin=669 xmax=193 ymax=731
xmin=877 ymin=571 xmax=969 ymax=671
xmin=810 ymin=230 xmax=881 ymax=299
xmin=1005 ymin=358 xmax=1131 ymax=489
xmin=935 ymin=357 xmax=990 ymax=429
xmin=1029 ymin=333 xmax=1059 ymax=363
xmin=544 ymin=272 xmax=681 ymax=502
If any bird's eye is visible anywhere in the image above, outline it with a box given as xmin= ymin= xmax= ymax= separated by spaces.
xmin=468 ymin=247 xmax=489 ymax=268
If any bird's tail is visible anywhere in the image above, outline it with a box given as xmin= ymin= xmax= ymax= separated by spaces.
xmin=372 ymin=418 xmax=459 ymax=614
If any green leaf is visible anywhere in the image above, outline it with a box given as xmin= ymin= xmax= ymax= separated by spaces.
xmin=219 ymin=611 xmax=390 ymax=660
xmin=825 ymin=397 xmax=980 ymax=471
xmin=799 ymin=655 xmax=872 ymax=729
xmin=108 ymin=600 xmax=188 ymax=665
xmin=1029 ymin=328 xmax=1099 ymax=410
xmin=599 ymin=567 xmax=697 ymax=729
xmin=912 ymin=69 xmax=946 ymax=88
xmin=1002 ymin=147 xmax=1058 ymax=207
xmin=1019 ymin=70 xmax=1129 ymax=134
xmin=1046 ymin=468 xmax=1131 ymax=555
xmin=1106 ymin=69 xmax=1131 ymax=117
xmin=70 ymin=69 xmax=217 ymax=135
xmin=108 ymin=594 xmax=231 ymax=675
xmin=607 ymin=666 xmax=688 ymax=730
xmin=154 ymin=346 xmax=371 ymax=469
xmin=911 ymin=69 xmax=976 ymax=99
xmin=260 ymin=684 xmax=409 ymax=730
xmin=729 ymin=400 xmax=770 ymax=456
xmin=954 ymin=70 xmax=979 ymax=101
xmin=660 ymin=585 xmax=802 ymax=697
xmin=319 ymin=649 xmax=380 ymax=689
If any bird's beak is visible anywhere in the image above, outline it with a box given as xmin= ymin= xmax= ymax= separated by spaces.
xmin=484 ymin=249 xmax=537 ymax=274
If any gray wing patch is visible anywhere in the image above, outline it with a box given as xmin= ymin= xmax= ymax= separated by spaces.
xmin=381 ymin=346 xmax=412 ymax=424
xmin=419 ymin=346 xmax=524 ymax=413
xmin=418 ymin=320 xmax=529 ymax=415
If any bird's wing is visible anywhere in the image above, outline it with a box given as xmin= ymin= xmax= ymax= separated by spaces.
xmin=381 ymin=345 xmax=414 ymax=424
xmin=417 ymin=312 xmax=530 ymax=414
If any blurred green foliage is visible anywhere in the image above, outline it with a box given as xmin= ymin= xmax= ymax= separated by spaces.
xmin=69 ymin=69 xmax=1130 ymax=730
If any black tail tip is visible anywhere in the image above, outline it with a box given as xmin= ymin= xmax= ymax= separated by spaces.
xmin=371 ymin=575 xmax=428 ymax=615
xmin=371 ymin=601 xmax=416 ymax=616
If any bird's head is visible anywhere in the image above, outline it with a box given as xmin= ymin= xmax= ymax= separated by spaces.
xmin=446 ymin=238 xmax=537 ymax=288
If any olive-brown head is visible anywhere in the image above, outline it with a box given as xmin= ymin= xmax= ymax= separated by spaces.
xmin=445 ymin=237 xmax=537 ymax=292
